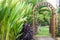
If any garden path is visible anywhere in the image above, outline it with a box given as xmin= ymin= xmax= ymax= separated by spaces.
xmin=34 ymin=36 xmax=54 ymax=40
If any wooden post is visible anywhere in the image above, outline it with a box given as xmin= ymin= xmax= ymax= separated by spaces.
xmin=33 ymin=12 xmax=37 ymax=34
xmin=49 ymin=18 xmax=52 ymax=33
xmin=51 ymin=10 xmax=56 ymax=39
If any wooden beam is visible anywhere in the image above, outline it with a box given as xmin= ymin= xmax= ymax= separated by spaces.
xmin=51 ymin=10 xmax=56 ymax=39
xmin=33 ymin=12 xmax=37 ymax=34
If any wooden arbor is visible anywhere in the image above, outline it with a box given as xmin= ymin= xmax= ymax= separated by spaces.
xmin=33 ymin=2 xmax=56 ymax=39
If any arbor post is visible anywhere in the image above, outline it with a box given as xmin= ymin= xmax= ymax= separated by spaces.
xmin=51 ymin=10 xmax=56 ymax=39
xmin=33 ymin=12 xmax=37 ymax=34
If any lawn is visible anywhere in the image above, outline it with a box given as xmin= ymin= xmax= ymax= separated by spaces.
xmin=35 ymin=26 xmax=51 ymax=37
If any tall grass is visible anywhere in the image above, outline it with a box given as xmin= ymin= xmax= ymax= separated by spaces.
xmin=0 ymin=0 xmax=33 ymax=40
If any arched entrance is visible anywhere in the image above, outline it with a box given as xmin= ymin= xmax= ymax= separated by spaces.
xmin=33 ymin=2 xmax=56 ymax=39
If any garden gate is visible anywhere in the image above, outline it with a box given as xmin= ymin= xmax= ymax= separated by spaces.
xmin=33 ymin=2 xmax=56 ymax=39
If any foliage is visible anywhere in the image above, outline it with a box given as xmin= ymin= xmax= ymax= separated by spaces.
xmin=0 ymin=0 xmax=33 ymax=40
xmin=0 ymin=0 xmax=52 ymax=40
xmin=58 ymin=7 xmax=60 ymax=13
xmin=35 ymin=7 xmax=51 ymax=26
xmin=36 ymin=26 xmax=50 ymax=36
xmin=24 ymin=0 xmax=44 ymax=25
xmin=56 ymin=7 xmax=60 ymax=36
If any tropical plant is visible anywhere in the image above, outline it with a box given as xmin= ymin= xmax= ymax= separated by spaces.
xmin=0 ymin=0 xmax=33 ymax=40
xmin=35 ymin=6 xmax=51 ymax=26
xmin=25 ymin=0 xmax=46 ymax=25
xmin=0 ymin=0 xmax=51 ymax=40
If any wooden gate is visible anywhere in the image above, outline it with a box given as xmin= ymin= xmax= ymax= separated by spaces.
xmin=33 ymin=2 xmax=56 ymax=39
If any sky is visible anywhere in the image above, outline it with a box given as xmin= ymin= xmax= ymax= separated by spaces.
xmin=47 ymin=0 xmax=57 ymax=8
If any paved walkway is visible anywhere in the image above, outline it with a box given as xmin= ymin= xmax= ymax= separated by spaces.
xmin=57 ymin=37 xmax=60 ymax=40
xmin=34 ymin=36 xmax=54 ymax=40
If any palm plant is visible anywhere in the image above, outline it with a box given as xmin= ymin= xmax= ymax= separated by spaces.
xmin=0 ymin=0 xmax=33 ymax=40
xmin=35 ymin=6 xmax=51 ymax=25
xmin=0 ymin=0 xmax=49 ymax=40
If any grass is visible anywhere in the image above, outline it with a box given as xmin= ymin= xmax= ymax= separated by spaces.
xmin=36 ymin=26 xmax=50 ymax=37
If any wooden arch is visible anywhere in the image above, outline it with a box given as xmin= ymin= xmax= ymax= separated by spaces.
xmin=33 ymin=2 xmax=56 ymax=39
